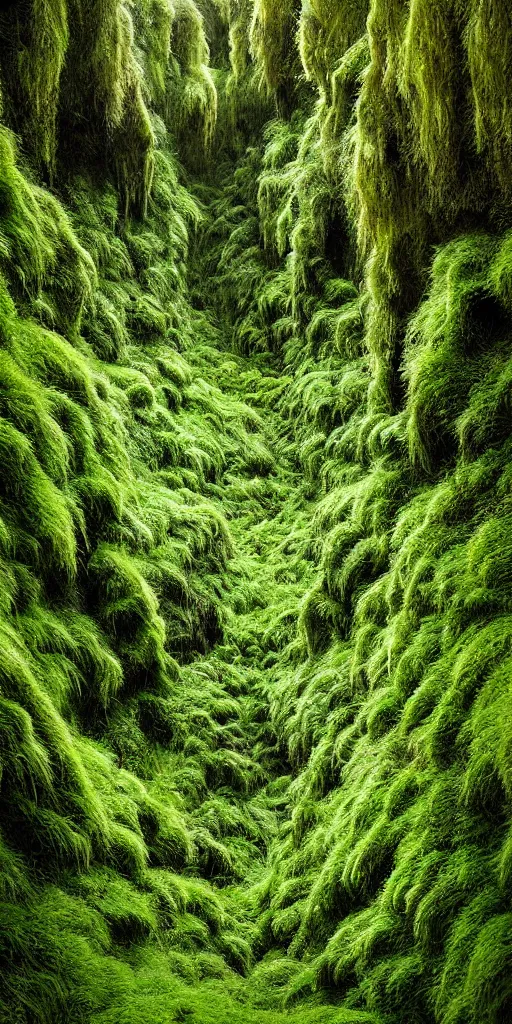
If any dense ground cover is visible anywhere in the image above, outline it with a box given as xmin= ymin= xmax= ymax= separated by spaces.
xmin=1 ymin=2 xmax=512 ymax=1023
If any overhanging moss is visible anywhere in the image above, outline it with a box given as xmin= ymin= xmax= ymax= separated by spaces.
xmin=1 ymin=3 xmax=512 ymax=1024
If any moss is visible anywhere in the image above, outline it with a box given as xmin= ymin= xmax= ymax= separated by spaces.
xmin=1 ymin=3 xmax=512 ymax=1024
xmin=165 ymin=0 xmax=219 ymax=164
xmin=0 ymin=0 xmax=69 ymax=176
xmin=250 ymin=0 xmax=302 ymax=114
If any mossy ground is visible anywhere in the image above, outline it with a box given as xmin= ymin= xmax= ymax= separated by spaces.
xmin=1 ymin=2 xmax=512 ymax=1023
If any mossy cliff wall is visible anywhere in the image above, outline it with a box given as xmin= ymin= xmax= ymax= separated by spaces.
xmin=0 ymin=3 xmax=512 ymax=1024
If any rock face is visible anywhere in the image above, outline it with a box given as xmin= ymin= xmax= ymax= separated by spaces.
xmin=1 ymin=3 xmax=512 ymax=1023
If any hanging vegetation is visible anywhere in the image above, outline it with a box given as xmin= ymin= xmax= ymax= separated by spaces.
xmin=0 ymin=2 xmax=511 ymax=1023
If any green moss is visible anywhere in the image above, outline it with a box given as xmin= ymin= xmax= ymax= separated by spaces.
xmin=250 ymin=0 xmax=301 ymax=114
xmin=1 ymin=3 xmax=512 ymax=1024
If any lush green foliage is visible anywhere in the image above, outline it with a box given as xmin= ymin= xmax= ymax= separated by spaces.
xmin=0 ymin=2 xmax=511 ymax=1023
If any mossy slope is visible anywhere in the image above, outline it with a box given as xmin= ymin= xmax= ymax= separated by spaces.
xmin=0 ymin=2 xmax=512 ymax=1024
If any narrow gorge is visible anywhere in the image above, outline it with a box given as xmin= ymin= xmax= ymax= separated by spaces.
xmin=1 ymin=3 xmax=512 ymax=1023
